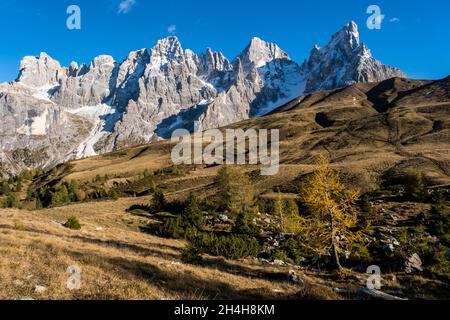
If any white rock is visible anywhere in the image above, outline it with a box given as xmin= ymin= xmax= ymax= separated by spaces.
xmin=272 ymin=259 xmax=285 ymax=266
xmin=33 ymin=285 xmax=48 ymax=294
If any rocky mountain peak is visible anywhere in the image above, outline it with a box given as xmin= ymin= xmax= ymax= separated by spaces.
xmin=202 ymin=48 xmax=231 ymax=72
xmin=329 ymin=21 xmax=360 ymax=50
xmin=90 ymin=55 xmax=117 ymax=70
xmin=150 ymin=36 xmax=184 ymax=65
xmin=238 ymin=37 xmax=290 ymax=70
xmin=304 ymin=21 xmax=405 ymax=93
xmin=17 ymin=52 xmax=63 ymax=87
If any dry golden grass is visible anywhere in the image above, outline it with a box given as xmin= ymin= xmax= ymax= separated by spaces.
xmin=0 ymin=199 xmax=307 ymax=300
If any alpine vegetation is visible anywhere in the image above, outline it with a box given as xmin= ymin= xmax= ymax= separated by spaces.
xmin=171 ymin=128 xmax=280 ymax=176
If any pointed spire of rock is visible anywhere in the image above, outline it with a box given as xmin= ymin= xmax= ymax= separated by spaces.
xmin=238 ymin=37 xmax=290 ymax=69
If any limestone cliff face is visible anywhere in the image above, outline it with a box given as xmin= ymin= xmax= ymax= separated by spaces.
xmin=303 ymin=22 xmax=406 ymax=93
xmin=0 ymin=22 xmax=405 ymax=174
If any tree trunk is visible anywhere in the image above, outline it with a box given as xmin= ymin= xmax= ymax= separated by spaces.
xmin=329 ymin=209 xmax=342 ymax=270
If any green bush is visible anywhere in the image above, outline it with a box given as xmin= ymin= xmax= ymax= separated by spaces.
xmin=190 ymin=233 xmax=261 ymax=260
xmin=428 ymin=204 xmax=450 ymax=241
xmin=284 ymin=238 xmax=315 ymax=265
xmin=181 ymin=194 xmax=204 ymax=230
xmin=403 ymin=170 xmax=427 ymax=201
xmin=159 ymin=216 xmax=185 ymax=239
xmin=1 ymin=193 xmax=21 ymax=209
xmin=347 ymin=241 xmax=372 ymax=263
xmin=63 ymin=215 xmax=81 ymax=230
xmin=150 ymin=189 xmax=167 ymax=213
xmin=232 ymin=212 xmax=260 ymax=236
xmin=181 ymin=245 xmax=203 ymax=265
xmin=271 ymin=250 xmax=289 ymax=263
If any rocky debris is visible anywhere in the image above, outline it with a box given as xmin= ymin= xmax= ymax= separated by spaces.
xmin=258 ymin=258 xmax=271 ymax=265
xmin=357 ymin=288 xmax=407 ymax=301
xmin=33 ymin=285 xmax=48 ymax=294
xmin=159 ymin=261 xmax=182 ymax=267
xmin=333 ymin=287 xmax=348 ymax=294
xmin=383 ymin=244 xmax=395 ymax=254
xmin=13 ymin=280 xmax=24 ymax=286
xmin=404 ymin=254 xmax=423 ymax=274
xmin=272 ymin=259 xmax=286 ymax=266
xmin=288 ymin=270 xmax=304 ymax=285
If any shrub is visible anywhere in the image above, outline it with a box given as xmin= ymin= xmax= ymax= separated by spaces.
xmin=51 ymin=185 xmax=71 ymax=206
xmin=190 ymin=233 xmax=261 ymax=260
xmin=403 ymin=170 xmax=427 ymax=201
xmin=346 ymin=241 xmax=372 ymax=263
xmin=284 ymin=237 xmax=315 ymax=264
xmin=427 ymin=204 xmax=450 ymax=243
xmin=271 ymin=250 xmax=289 ymax=263
xmin=0 ymin=193 xmax=21 ymax=209
xmin=232 ymin=212 xmax=260 ymax=236
xmin=14 ymin=220 xmax=25 ymax=231
xmin=181 ymin=245 xmax=203 ymax=265
xmin=159 ymin=216 xmax=185 ymax=239
xmin=181 ymin=194 xmax=204 ymax=230
xmin=63 ymin=215 xmax=81 ymax=230
xmin=150 ymin=189 xmax=167 ymax=213
xmin=108 ymin=189 xmax=119 ymax=200
xmin=0 ymin=181 xmax=11 ymax=195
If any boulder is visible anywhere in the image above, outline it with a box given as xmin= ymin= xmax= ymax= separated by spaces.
xmin=272 ymin=259 xmax=285 ymax=266
xmin=33 ymin=285 xmax=48 ymax=294
xmin=288 ymin=270 xmax=304 ymax=285
xmin=383 ymin=244 xmax=395 ymax=254
xmin=404 ymin=253 xmax=423 ymax=274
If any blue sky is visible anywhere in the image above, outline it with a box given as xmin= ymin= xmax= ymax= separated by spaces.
xmin=0 ymin=0 xmax=449 ymax=82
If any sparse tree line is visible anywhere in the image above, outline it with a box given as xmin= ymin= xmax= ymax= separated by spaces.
xmin=129 ymin=155 xmax=449 ymax=273
xmin=0 ymin=166 xmax=187 ymax=210
xmin=1 ymin=156 xmax=448 ymax=274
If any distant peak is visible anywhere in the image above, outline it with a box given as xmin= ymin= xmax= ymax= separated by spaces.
xmin=157 ymin=36 xmax=180 ymax=45
xmin=249 ymin=36 xmax=263 ymax=45
xmin=239 ymin=36 xmax=289 ymax=68
xmin=151 ymin=36 xmax=184 ymax=60
xmin=345 ymin=21 xmax=358 ymax=33
xmin=90 ymin=55 xmax=116 ymax=69
xmin=331 ymin=21 xmax=360 ymax=49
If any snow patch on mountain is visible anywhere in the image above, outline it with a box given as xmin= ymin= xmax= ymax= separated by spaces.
xmin=68 ymin=103 xmax=120 ymax=158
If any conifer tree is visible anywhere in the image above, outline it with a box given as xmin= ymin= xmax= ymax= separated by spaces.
xmin=299 ymin=155 xmax=360 ymax=269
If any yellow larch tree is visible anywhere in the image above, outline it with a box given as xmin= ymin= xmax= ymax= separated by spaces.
xmin=299 ymin=155 xmax=360 ymax=269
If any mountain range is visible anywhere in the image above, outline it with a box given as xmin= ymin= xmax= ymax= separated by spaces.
xmin=0 ymin=21 xmax=405 ymax=175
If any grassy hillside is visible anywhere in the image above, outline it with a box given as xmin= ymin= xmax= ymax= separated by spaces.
xmin=1 ymin=77 xmax=449 ymax=300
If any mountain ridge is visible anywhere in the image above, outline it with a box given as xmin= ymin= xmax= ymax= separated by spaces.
xmin=0 ymin=21 xmax=406 ymax=175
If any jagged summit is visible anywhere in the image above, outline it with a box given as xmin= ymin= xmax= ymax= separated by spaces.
xmin=16 ymin=52 xmax=63 ymax=87
xmin=304 ymin=21 xmax=406 ymax=93
xmin=330 ymin=21 xmax=360 ymax=49
xmin=151 ymin=36 xmax=184 ymax=60
xmin=238 ymin=36 xmax=290 ymax=69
